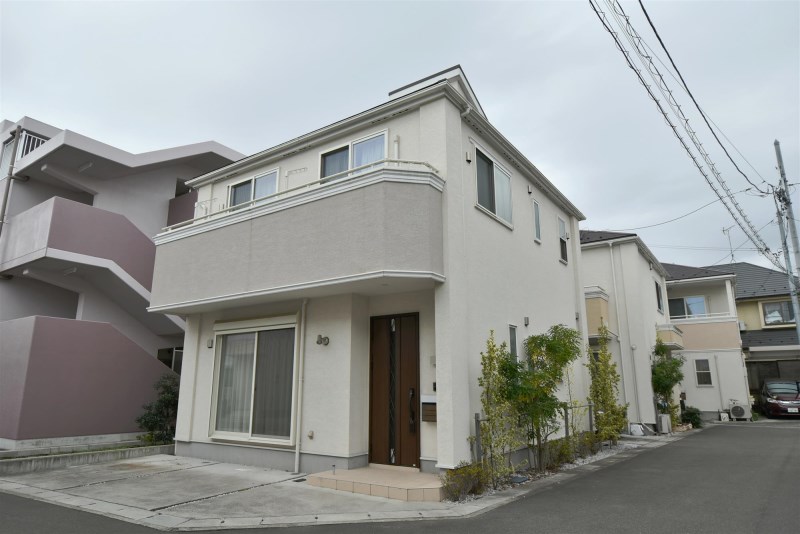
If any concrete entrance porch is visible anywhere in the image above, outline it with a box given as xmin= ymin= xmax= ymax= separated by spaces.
xmin=307 ymin=463 xmax=443 ymax=502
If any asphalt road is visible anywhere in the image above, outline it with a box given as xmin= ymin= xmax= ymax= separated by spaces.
xmin=2 ymin=419 xmax=798 ymax=534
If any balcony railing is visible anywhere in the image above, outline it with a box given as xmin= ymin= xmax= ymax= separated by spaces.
xmin=669 ymin=311 xmax=732 ymax=321
xmin=162 ymin=159 xmax=440 ymax=233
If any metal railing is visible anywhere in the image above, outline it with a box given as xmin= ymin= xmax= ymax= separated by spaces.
xmin=162 ymin=158 xmax=440 ymax=233
xmin=18 ymin=131 xmax=47 ymax=159
xmin=669 ymin=311 xmax=733 ymax=320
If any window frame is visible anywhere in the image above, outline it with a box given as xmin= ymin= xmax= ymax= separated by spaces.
xmin=227 ymin=167 xmax=280 ymax=209
xmin=668 ymin=295 xmax=708 ymax=319
xmin=319 ymin=129 xmax=388 ymax=181
xmin=473 ymin=145 xmax=513 ymax=226
xmin=760 ymin=299 xmax=796 ymax=328
xmin=655 ymin=281 xmax=664 ymax=313
xmin=694 ymin=359 xmax=713 ymax=387
xmin=533 ymin=200 xmax=542 ymax=243
xmin=209 ymin=315 xmax=299 ymax=446
xmin=558 ymin=216 xmax=568 ymax=263
xmin=509 ymin=325 xmax=518 ymax=360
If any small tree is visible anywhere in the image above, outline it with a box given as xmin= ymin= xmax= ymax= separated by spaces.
xmin=586 ymin=325 xmax=628 ymax=444
xmin=477 ymin=331 xmax=523 ymax=488
xmin=651 ymin=337 xmax=684 ymax=426
xmin=509 ymin=325 xmax=582 ymax=471
xmin=137 ymin=374 xmax=180 ymax=444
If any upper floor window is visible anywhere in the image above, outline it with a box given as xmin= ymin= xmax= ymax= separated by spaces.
xmin=533 ymin=200 xmax=541 ymax=242
xmin=763 ymin=300 xmax=795 ymax=326
xmin=321 ymin=131 xmax=386 ymax=180
xmin=558 ymin=217 xmax=568 ymax=262
xmin=655 ymin=281 xmax=663 ymax=313
xmin=476 ymin=148 xmax=512 ymax=224
xmin=230 ymin=170 xmax=278 ymax=208
xmin=668 ymin=296 xmax=707 ymax=319
xmin=509 ymin=325 xmax=518 ymax=360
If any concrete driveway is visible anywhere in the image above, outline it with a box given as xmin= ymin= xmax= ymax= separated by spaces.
xmin=0 ymin=433 xmax=682 ymax=531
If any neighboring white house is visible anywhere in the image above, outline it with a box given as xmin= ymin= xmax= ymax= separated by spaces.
xmin=149 ymin=66 xmax=590 ymax=474
xmin=0 ymin=117 xmax=242 ymax=450
xmin=662 ymin=263 xmax=750 ymax=419
xmin=580 ymin=230 xmax=676 ymax=431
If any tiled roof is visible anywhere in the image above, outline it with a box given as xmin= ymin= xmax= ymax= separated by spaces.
xmin=579 ymin=230 xmax=636 ymax=245
xmin=662 ymin=263 xmax=732 ymax=282
xmin=703 ymin=262 xmax=796 ymax=300
xmin=741 ymin=329 xmax=799 ymax=349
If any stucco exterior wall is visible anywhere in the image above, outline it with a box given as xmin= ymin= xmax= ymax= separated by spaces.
xmin=677 ymin=321 xmax=741 ymax=351
xmin=0 ymin=276 xmax=78 ymax=321
xmin=582 ymin=240 xmax=664 ymax=426
xmin=678 ymin=350 xmax=750 ymax=413
xmin=0 ymin=316 xmax=171 ymax=441
xmin=586 ymin=297 xmax=610 ymax=336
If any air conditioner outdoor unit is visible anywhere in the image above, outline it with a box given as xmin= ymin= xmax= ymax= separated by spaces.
xmin=729 ymin=402 xmax=752 ymax=420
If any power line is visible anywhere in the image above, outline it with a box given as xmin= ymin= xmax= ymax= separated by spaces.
xmin=637 ymin=0 xmax=769 ymax=194
xmin=709 ymin=219 xmax=777 ymax=266
xmin=634 ymin=14 xmax=769 ymax=186
xmin=590 ymin=0 xmax=782 ymax=271
xmin=606 ymin=187 xmax=750 ymax=231
xmin=649 ymin=245 xmax=761 ymax=251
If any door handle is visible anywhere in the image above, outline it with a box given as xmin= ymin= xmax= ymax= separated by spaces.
xmin=409 ymin=387 xmax=416 ymax=431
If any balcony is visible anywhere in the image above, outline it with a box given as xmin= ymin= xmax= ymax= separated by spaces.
xmin=150 ymin=162 xmax=445 ymax=314
xmin=656 ymin=324 xmax=684 ymax=350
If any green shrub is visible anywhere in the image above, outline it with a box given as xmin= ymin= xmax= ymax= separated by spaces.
xmin=136 ymin=374 xmax=180 ymax=444
xmin=680 ymin=406 xmax=703 ymax=428
xmin=440 ymin=461 xmax=490 ymax=501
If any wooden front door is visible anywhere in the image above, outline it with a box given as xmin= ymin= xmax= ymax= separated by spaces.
xmin=369 ymin=314 xmax=420 ymax=467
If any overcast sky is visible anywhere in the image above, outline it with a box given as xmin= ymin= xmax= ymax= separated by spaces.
xmin=2 ymin=1 xmax=798 ymax=270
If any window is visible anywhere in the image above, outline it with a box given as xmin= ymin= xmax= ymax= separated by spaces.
xmin=212 ymin=320 xmax=296 ymax=442
xmin=558 ymin=217 xmax=568 ymax=262
xmin=509 ymin=325 xmax=518 ymax=360
xmin=229 ymin=170 xmax=278 ymax=208
xmin=762 ymin=301 xmax=795 ymax=326
xmin=321 ymin=146 xmax=349 ymax=179
xmin=476 ymin=148 xmax=512 ymax=223
xmin=533 ymin=200 xmax=541 ymax=241
xmin=668 ymin=296 xmax=707 ymax=319
xmin=321 ymin=132 xmax=386 ymax=180
xmin=655 ymin=281 xmax=663 ymax=312
xmin=695 ymin=359 xmax=712 ymax=386
xmin=157 ymin=347 xmax=183 ymax=374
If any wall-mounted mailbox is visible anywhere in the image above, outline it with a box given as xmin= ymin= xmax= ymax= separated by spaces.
xmin=420 ymin=395 xmax=437 ymax=422
xmin=421 ymin=403 xmax=437 ymax=422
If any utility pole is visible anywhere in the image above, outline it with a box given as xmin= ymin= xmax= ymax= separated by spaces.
xmin=722 ymin=225 xmax=735 ymax=262
xmin=773 ymin=142 xmax=800 ymax=343
xmin=775 ymin=140 xmax=800 ymax=276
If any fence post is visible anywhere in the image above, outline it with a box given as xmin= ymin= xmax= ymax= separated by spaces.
xmin=588 ymin=402 xmax=594 ymax=434
xmin=564 ymin=406 xmax=570 ymax=439
xmin=474 ymin=413 xmax=482 ymax=463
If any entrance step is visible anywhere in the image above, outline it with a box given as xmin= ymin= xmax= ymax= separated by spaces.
xmin=307 ymin=465 xmax=443 ymax=502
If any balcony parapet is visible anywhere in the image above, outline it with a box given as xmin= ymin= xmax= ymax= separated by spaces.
xmin=0 ymin=197 xmax=155 ymax=291
xmin=669 ymin=312 xmax=737 ymax=324
xmin=150 ymin=166 xmax=445 ymax=315
xmin=657 ymin=323 xmax=684 ymax=350
xmin=157 ymin=159 xmax=442 ymax=245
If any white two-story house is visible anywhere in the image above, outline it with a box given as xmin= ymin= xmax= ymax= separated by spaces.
xmin=149 ymin=67 xmax=590 ymax=475
xmin=580 ymin=230 xmax=677 ymax=432
xmin=663 ymin=264 xmax=750 ymax=419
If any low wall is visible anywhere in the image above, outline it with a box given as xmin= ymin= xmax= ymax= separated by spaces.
xmin=0 ymin=444 xmax=174 ymax=475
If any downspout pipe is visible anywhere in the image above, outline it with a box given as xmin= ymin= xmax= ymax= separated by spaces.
xmin=0 ymin=126 xmax=22 ymax=240
xmin=294 ymin=298 xmax=309 ymax=474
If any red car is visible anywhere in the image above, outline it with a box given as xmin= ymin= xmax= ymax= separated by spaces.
xmin=759 ymin=380 xmax=800 ymax=418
